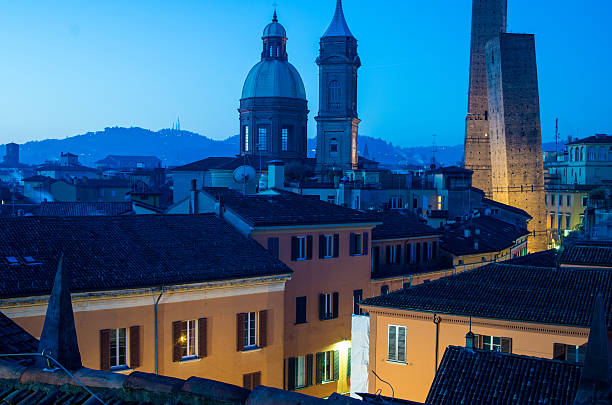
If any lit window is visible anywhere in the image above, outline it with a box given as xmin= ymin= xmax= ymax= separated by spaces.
xmin=257 ymin=128 xmax=267 ymax=151
xmin=110 ymin=328 xmax=127 ymax=369
xmin=282 ymin=128 xmax=288 ymax=151
xmin=296 ymin=355 xmax=306 ymax=388
xmin=244 ymin=126 xmax=249 ymax=152
xmin=323 ymin=351 xmax=333 ymax=381
xmin=296 ymin=236 xmax=307 ymax=260
xmin=244 ymin=312 xmax=257 ymax=348
xmin=388 ymin=325 xmax=406 ymax=363
xmin=324 ymin=235 xmax=334 ymax=258
xmin=321 ymin=293 xmax=333 ymax=319
xmin=178 ymin=320 xmax=197 ymax=359
xmin=554 ymin=343 xmax=586 ymax=363
xmin=478 ymin=335 xmax=511 ymax=353
xmin=437 ymin=195 xmax=443 ymax=210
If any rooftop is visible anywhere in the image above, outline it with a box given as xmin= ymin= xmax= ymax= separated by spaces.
xmin=560 ymin=241 xmax=612 ymax=267
xmin=426 ymin=346 xmax=582 ymax=404
xmin=0 ymin=214 xmax=291 ymax=298
xmin=566 ymin=134 xmax=612 ymax=145
xmin=204 ymin=187 xmax=377 ymax=227
xmin=481 ymin=198 xmax=533 ymax=219
xmin=361 ymin=263 xmax=612 ymax=328
xmin=39 ymin=201 xmax=133 ymax=217
xmin=368 ymin=211 xmax=440 ymax=241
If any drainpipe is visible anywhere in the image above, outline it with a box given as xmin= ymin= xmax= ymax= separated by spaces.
xmin=433 ymin=313 xmax=441 ymax=375
xmin=154 ymin=286 xmax=165 ymax=374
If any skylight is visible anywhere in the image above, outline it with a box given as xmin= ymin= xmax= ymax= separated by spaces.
xmin=6 ymin=256 xmax=19 ymax=264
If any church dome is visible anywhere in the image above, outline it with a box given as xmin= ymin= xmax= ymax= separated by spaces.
xmin=263 ymin=11 xmax=286 ymax=38
xmin=241 ymin=60 xmax=306 ymax=100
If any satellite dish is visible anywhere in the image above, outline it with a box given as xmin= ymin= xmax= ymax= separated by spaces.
xmin=233 ymin=165 xmax=256 ymax=184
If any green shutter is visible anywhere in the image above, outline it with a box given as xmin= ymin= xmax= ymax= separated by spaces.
xmin=287 ymin=357 xmax=296 ymax=390
xmin=315 ymin=352 xmax=323 ymax=384
xmin=306 ymin=354 xmax=313 ymax=386
xmin=347 ymin=348 xmax=351 ymax=379
xmin=333 ymin=350 xmax=340 ymax=381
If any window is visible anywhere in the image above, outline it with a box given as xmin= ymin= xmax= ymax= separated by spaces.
xmin=390 ymin=196 xmax=403 ymax=209
xmin=100 ymin=189 xmax=105 ymax=197
xmin=582 ymin=196 xmax=588 ymax=207
xmin=551 ymin=194 xmax=555 ymax=206
xmin=567 ymin=195 xmax=571 ymax=207
xmin=288 ymin=355 xmax=313 ymax=390
xmin=267 ymin=237 xmax=279 ymax=259
xmin=282 ymin=128 xmax=288 ymax=151
xmin=353 ymin=289 xmax=363 ymax=315
xmin=291 ymin=235 xmax=312 ymax=261
xmin=381 ymin=285 xmax=389 ymax=295
xmin=327 ymin=195 xmax=335 ymax=204
xmin=319 ymin=292 xmax=338 ymax=320
xmin=402 ymin=281 xmax=411 ymax=289
xmin=388 ymin=325 xmax=406 ymax=363
xmin=554 ymin=343 xmax=586 ymax=363
xmin=244 ymin=126 xmax=249 ymax=152
xmin=110 ymin=328 xmax=127 ymax=369
xmin=319 ymin=234 xmax=335 ymax=258
xmin=437 ymin=195 xmax=443 ymax=210
xmin=316 ymin=350 xmax=339 ymax=383
xmin=566 ymin=214 xmax=571 ymax=229
xmin=5 ymin=256 xmax=18 ymax=265
xmin=407 ymin=243 xmax=416 ymax=264
xmin=257 ymin=128 xmax=267 ymax=151
xmin=236 ymin=311 xmax=267 ymax=351
xmin=476 ymin=335 xmax=512 ymax=353
xmin=296 ymin=296 xmax=307 ymax=324
xmin=244 ymin=312 xmax=257 ymax=348
xmin=330 ymin=138 xmax=338 ymax=154
xmin=385 ymin=245 xmax=396 ymax=264
xmin=458 ymin=259 xmax=464 ymax=265
xmin=427 ymin=242 xmax=433 ymax=260
xmin=178 ymin=320 xmax=197 ymax=359
xmin=328 ymin=80 xmax=341 ymax=109
xmin=243 ymin=372 xmax=261 ymax=390
xmin=350 ymin=232 xmax=368 ymax=256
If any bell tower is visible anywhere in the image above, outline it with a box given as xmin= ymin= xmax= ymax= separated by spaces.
xmin=315 ymin=0 xmax=361 ymax=176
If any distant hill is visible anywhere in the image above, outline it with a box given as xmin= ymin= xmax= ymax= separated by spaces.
xmin=1 ymin=127 xmax=562 ymax=168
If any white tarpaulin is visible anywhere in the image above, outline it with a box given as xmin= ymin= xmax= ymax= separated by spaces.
xmin=350 ymin=314 xmax=370 ymax=398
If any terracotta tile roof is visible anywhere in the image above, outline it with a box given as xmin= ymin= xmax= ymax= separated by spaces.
xmin=39 ymin=202 xmax=133 ymax=216
xmin=566 ymin=134 xmax=612 ymax=145
xmin=204 ymin=188 xmax=377 ymax=227
xmin=503 ymin=249 xmax=558 ymax=267
xmin=361 ymin=263 xmax=612 ymax=328
xmin=560 ymin=242 xmax=612 ymax=267
xmin=481 ymin=198 xmax=532 ymax=219
xmin=0 ymin=215 xmax=291 ymax=298
xmin=368 ymin=211 xmax=441 ymax=240
xmin=426 ymin=346 xmax=582 ymax=404
xmin=0 ymin=311 xmax=39 ymax=366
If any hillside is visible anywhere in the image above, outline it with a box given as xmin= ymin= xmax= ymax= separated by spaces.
xmin=2 ymin=127 xmax=561 ymax=168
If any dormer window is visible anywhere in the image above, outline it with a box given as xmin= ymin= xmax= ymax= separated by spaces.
xmin=6 ymin=256 xmax=18 ymax=265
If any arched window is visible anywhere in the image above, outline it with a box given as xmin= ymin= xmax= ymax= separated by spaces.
xmin=328 ymin=80 xmax=341 ymax=109
xmin=581 ymin=147 xmax=585 ymax=161
xmin=574 ymin=147 xmax=579 ymax=162
xmin=330 ymin=138 xmax=338 ymax=154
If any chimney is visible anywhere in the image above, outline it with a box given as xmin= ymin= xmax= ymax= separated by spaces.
xmin=190 ymin=179 xmax=198 ymax=214
xmin=268 ymin=160 xmax=285 ymax=190
xmin=36 ymin=255 xmax=83 ymax=370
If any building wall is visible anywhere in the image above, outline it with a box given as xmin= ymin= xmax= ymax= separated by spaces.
xmin=464 ymin=0 xmax=507 ymax=196
xmin=363 ymin=307 xmax=589 ymax=402
xmin=486 ymin=33 xmax=547 ymax=252
xmin=545 ymin=189 xmax=589 ymax=247
xmin=3 ymin=278 xmax=287 ymax=389
xmin=250 ymin=224 xmax=373 ymax=397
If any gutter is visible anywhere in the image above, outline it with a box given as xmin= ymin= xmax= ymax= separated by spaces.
xmin=433 ymin=313 xmax=441 ymax=374
xmin=154 ymin=286 xmax=165 ymax=374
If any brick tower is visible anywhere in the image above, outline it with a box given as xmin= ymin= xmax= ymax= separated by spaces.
xmin=485 ymin=34 xmax=547 ymax=252
xmin=464 ymin=0 xmax=507 ymax=196
xmin=315 ymin=0 xmax=361 ymax=175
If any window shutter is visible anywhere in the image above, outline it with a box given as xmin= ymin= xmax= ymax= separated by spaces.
xmin=259 ymin=310 xmax=268 ymax=348
xmin=319 ymin=294 xmax=326 ymax=320
xmin=385 ymin=245 xmax=391 ymax=265
xmin=236 ymin=313 xmax=246 ymax=351
xmin=306 ymin=354 xmax=313 ymax=387
xmin=291 ymin=236 xmax=298 ymax=261
xmin=475 ymin=334 xmax=483 ymax=350
xmin=398 ymin=327 xmax=406 ymax=362
xmin=332 ymin=292 xmax=339 ymax=319
xmin=100 ymin=329 xmax=110 ymax=371
xmin=306 ymin=235 xmax=313 ymax=260
xmin=333 ymin=234 xmax=339 ymax=257
xmin=347 ymin=348 xmax=351 ymax=378
xmin=253 ymin=372 xmax=261 ymax=388
xmin=501 ymin=337 xmax=512 ymax=354
xmin=396 ymin=244 xmax=402 ymax=264
xmin=315 ymin=352 xmax=324 ymax=384
xmin=362 ymin=232 xmax=369 ymax=255
xmin=198 ymin=318 xmax=207 ymax=357
xmin=553 ymin=343 xmax=566 ymax=360
xmin=172 ymin=321 xmax=182 ymax=362
xmin=296 ymin=296 xmax=306 ymax=324
xmin=129 ymin=326 xmax=141 ymax=368
xmin=388 ymin=325 xmax=396 ymax=360
xmin=287 ymin=357 xmax=296 ymax=390
xmin=416 ymin=243 xmax=421 ymax=262
xmin=349 ymin=233 xmax=355 ymax=255
xmin=268 ymin=237 xmax=279 ymax=259
xmin=319 ymin=235 xmax=325 ymax=259
xmin=333 ymin=350 xmax=340 ymax=381
xmin=406 ymin=243 xmax=411 ymax=264
xmin=243 ymin=373 xmax=252 ymax=389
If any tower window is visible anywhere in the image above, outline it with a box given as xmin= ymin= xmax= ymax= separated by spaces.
xmin=282 ymin=128 xmax=288 ymax=151
xmin=330 ymin=138 xmax=338 ymax=154
xmin=269 ymin=46 xmax=273 ymax=57
xmin=257 ymin=128 xmax=267 ymax=151
xmin=244 ymin=126 xmax=249 ymax=152
xmin=328 ymin=80 xmax=341 ymax=109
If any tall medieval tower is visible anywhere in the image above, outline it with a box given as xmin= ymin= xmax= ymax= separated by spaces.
xmin=464 ymin=0 xmax=507 ymax=196
xmin=486 ymin=34 xmax=547 ymax=252
xmin=315 ymin=0 xmax=361 ymax=175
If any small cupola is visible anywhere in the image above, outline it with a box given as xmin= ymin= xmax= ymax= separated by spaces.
xmin=261 ymin=11 xmax=288 ymax=61
xmin=465 ymin=331 xmax=476 ymax=350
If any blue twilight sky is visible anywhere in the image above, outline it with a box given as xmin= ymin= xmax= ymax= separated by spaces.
xmin=0 ymin=0 xmax=610 ymax=147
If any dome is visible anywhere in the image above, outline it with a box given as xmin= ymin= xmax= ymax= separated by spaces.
xmin=241 ymin=59 xmax=306 ymax=100
xmin=263 ymin=11 xmax=286 ymax=38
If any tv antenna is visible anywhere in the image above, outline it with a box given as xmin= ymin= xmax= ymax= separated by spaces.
xmin=431 ymin=134 xmax=438 ymax=167
xmin=554 ymin=118 xmax=559 ymax=153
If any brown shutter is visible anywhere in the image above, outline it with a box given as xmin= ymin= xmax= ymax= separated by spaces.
xmin=129 ymin=326 xmax=141 ymax=369
xmin=198 ymin=318 xmax=207 ymax=357
xmin=100 ymin=329 xmax=110 ymax=371
xmin=253 ymin=371 xmax=261 ymax=388
xmin=333 ymin=234 xmax=340 ymax=257
xmin=306 ymin=235 xmax=313 ymax=260
xmin=362 ymin=232 xmax=369 ymax=255
xmin=237 ymin=313 xmax=246 ymax=351
xmin=319 ymin=235 xmax=326 ymax=259
xmin=243 ymin=373 xmax=252 ymax=389
xmin=172 ymin=321 xmax=182 ymax=362
xmin=332 ymin=292 xmax=339 ymax=319
xmin=553 ymin=343 xmax=566 ymax=360
xmin=291 ymin=236 xmax=298 ymax=261
xmin=287 ymin=357 xmax=296 ymax=390
xmin=258 ymin=310 xmax=268 ymax=348
xmin=501 ymin=337 xmax=512 ymax=353
xmin=349 ymin=233 xmax=355 ymax=255
xmin=306 ymin=354 xmax=314 ymax=386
